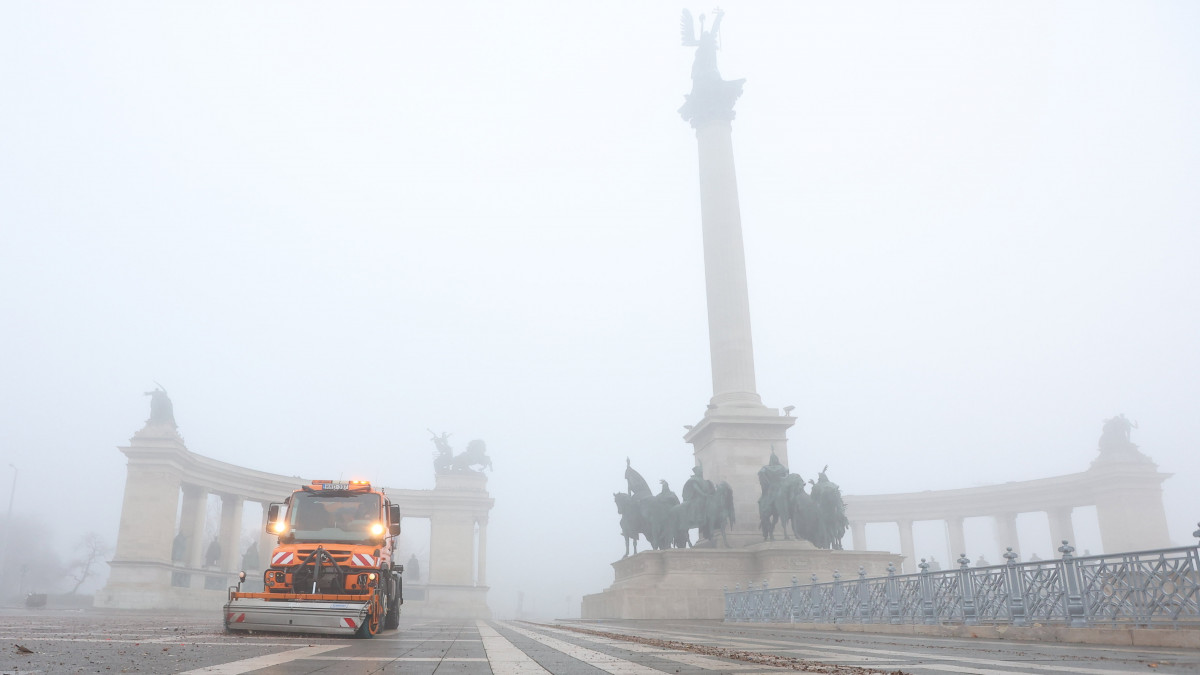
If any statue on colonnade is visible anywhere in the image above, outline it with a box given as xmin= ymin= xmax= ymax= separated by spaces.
xmin=144 ymin=384 xmax=176 ymax=427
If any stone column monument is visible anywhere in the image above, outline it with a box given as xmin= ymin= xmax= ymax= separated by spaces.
xmin=678 ymin=9 xmax=794 ymax=540
xmin=580 ymin=15 xmax=904 ymax=619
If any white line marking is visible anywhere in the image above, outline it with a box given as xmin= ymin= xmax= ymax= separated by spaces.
xmin=175 ymin=645 xmax=341 ymax=674
xmin=477 ymin=620 xmax=552 ymax=674
xmin=381 ymin=634 xmax=480 ymax=638
xmin=304 ymin=656 xmax=488 ymax=661
xmin=500 ymin=622 xmax=669 ymax=674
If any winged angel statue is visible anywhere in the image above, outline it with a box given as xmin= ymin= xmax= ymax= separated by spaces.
xmin=678 ymin=8 xmax=745 ymax=125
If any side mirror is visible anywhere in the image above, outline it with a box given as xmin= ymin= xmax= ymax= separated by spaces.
xmin=266 ymin=503 xmax=285 ymax=534
xmin=389 ymin=504 xmax=402 ymax=536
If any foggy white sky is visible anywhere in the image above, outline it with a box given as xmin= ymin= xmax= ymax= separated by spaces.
xmin=2 ymin=1 xmax=1198 ymax=617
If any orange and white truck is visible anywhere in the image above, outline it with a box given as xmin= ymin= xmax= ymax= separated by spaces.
xmin=224 ymin=479 xmax=403 ymax=637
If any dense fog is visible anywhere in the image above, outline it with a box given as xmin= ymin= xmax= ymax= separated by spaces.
xmin=1 ymin=2 xmax=1198 ymax=618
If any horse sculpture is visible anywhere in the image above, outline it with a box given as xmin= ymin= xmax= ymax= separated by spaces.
xmin=449 ymin=439 xmax=493 ymax=472
xmin=809 ymin=466 xmax=848 ymax=549
xmin=613 ymin=492 xmax=645 ymax=557
xmin=698 ymin=481 xmax=736 ymax=547
xmin=760 ymin=473 xmax=808 ymax=541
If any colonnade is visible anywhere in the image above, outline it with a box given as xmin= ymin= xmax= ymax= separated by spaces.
xmin=97 ymin=415 xmax=493 ymax=615
xmin=843 ymin=454 xmax=1171 ymax=571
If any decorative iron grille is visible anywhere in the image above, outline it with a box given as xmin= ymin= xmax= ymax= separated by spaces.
xmin=724 ymin=537 xmax=1200 ymax=628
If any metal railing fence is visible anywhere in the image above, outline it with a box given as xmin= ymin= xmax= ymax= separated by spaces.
xmin=725 ymin=534 xmax=1200 ymax=628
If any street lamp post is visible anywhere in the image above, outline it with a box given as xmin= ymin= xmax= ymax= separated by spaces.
xmin=0 ymin=464 xmax=16 ymax=600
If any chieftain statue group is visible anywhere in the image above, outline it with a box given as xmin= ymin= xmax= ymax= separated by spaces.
xmin=614 ymin=452 xmax=849 ymax=556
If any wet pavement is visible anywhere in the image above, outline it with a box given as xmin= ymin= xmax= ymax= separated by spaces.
xmin=0 ymin=609 xmax=1197 ymax=674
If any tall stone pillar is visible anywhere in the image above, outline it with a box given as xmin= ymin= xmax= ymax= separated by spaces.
xmin=179 ymin=484 xmax=208 ymax=569
xmin=694 ymin=118 xmax=760 ymax=410
xmin=1088 ymin=452 xmax=1171 ymax=553
xmin=850 ymin=521 xmax=867 ymax=551
xmin=946 ymin=516 xmax=967 ymax=559
xmin=258 ymin=503 xmax=277 ymax=567
xmin=1087 ymin=417 xmax=1172 ymax=552
xmin=426 ymin=472 xmax=493 ymax=617
xmin=218 ymin=494 xmax=244 ymax=572
xmin=995 ymin=512 xmax=1020 ymax=558
xmin=898 ymin=520 xmax=915 ymax=572
xmin=680 ymin=35 xmax=795 ymax=540
xmin=111 ymin=453 xmax=182 ymax=565
xmin=477 ymin=518 xmax=488 ymax=587
xmin=1047 ymin=507 xmax=1076 ymax=553
xmin=97 ymin=421 xmax=185 ymax=609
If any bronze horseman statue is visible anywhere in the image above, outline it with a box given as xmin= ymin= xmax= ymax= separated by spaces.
xmin=614 ymin=459 xmax=735 ymax=556
xmin=755 ymin=452 xmax=849 ymax=549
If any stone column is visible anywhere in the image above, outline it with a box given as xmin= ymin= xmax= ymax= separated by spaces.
xmin=946 ymin=516 xmax=967 ymax=559
xmin=693 ymin=118 xmax=762 ymax=410
xmin=1047 ymin=507 xmax=1076 ymax=552
xmin=111 ymin=464 xmax=182 ymax=566
xmin=258 ymin=503 xmax=277 ymax=566
xmin=97 ymin=425 xmax=187 ymax=609
xmin=476 ymin=517 xmax=488 ymax=587
xmin=679 ymin=46 xmax=799 ymax=543
xmin=995 ymin=513 xmax=1020 ymax=558
xmin=1089 ymin=458 xmax=1171 ymax=553
xmin=218 ymin=494 xmax=243 ymax=572
xmin=898 ymin=520 xmax=916 ymax=573
xmin=179 ymin=484 xmax=209 ymax=569
xmin=850 ymin=521 xmax=867 ymax=551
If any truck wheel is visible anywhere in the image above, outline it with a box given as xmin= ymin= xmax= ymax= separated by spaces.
xmin=384 ymin=576 xmax=401 ymax=629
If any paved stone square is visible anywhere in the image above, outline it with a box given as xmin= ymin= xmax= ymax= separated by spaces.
xmin=0 ymin=609 xmax=1197 ymax=674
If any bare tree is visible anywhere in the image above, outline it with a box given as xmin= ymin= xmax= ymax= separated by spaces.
xmin=66 ymin=533 xmax=111 ymax=594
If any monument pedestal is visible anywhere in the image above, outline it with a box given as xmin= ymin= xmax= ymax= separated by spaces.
xmin=582 ymin=543 xmax=901 ymax=619
xmin=684 ymin=409 xmax=796 ymax=540
xmin=424 ymin=471 xmax=492 ymax=618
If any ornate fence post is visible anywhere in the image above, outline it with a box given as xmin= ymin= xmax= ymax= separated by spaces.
xmin=832 ymin=570 xmax=843 ymax=623
xmin=724 ymin=585 xmax=731 ymax=622
xmin=810 ymin=573 xmax=823 ymax=622
xmin=918 ymin=558 xmax=937 ymax=625
xmin=957 ymin=553 xmax=978 ymax=626
xmin=733 ymin=583 xmax=741 ymax=623
xmin=790 ymin=576 xmax=798 ymax=623
xmin=886 ymin=562 xmax=901 ymax=624
xmin=1058 ymin=540 xmax=1087 ymax=627
xmin=1003 ymin=547 xmax=1027 ymax=627
xmin=858 ymin=566 xmax=871 ymax=624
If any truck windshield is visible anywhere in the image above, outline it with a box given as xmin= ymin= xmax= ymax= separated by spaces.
xmin=288 ymin=492 xmax=382 ymax=544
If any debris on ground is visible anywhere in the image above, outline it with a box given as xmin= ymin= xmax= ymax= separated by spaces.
xmin=537 ymin=623 xmax=908 ymax=674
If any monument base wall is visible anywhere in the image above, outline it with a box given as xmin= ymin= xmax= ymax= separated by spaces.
xmin=96 ymin=562 xmax=237 ymax=611
xmin=582 ymin=542 xmax=902 ymax=620
xmin=399 ymin=584 xmax=491 ymax=619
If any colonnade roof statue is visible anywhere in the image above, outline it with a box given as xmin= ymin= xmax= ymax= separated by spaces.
xmin=143 ymin=384 xmax=175 ymax=428
xmin=429 ymin=429 xmax=493 ymax=474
